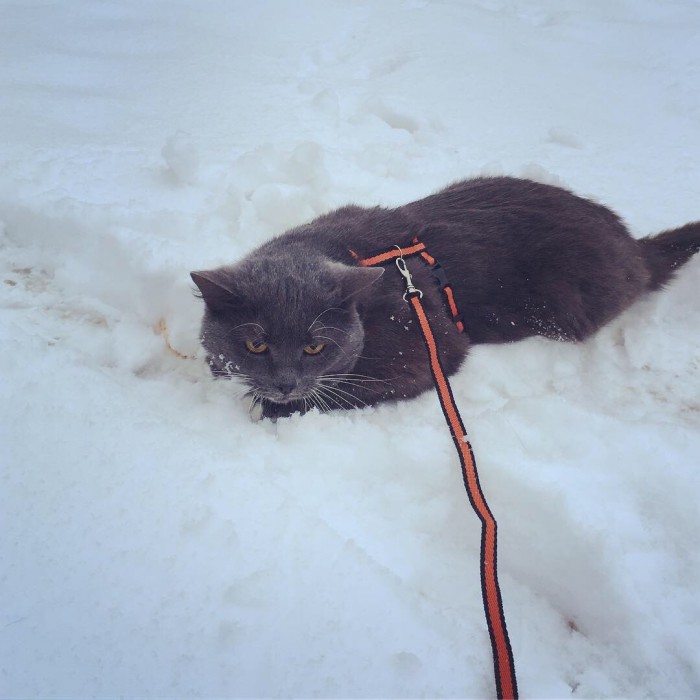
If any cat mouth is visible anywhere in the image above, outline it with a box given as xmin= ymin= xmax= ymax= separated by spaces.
xmin=253 ymin=388 xmax=306 ymax=405
xmin=248 ymin=380 xmax=363 ymax=413
xmin=267 ymin=395 xmax=302 ymax=405
xmin=248 ymin=390 xmax=309 ymax=420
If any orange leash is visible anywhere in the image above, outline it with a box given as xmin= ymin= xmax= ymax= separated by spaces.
xmin=357 ymin=242 xmax=518 ymax=700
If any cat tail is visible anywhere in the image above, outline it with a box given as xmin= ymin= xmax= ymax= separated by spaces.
xmin=638 ymin=221 xmax=700 ymax=290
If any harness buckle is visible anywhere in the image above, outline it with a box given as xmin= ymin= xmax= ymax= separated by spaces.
xmin=431 ymin=262 xmax=450 ymax=291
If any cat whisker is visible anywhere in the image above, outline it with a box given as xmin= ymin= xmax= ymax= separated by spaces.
xmin=321 ymin=374 xmax=395 ymax=392
xmin=319 ymin=378 xmax=383 ymax=395
xmin=231 ymin=385 xmax=254 ymax=400
xmin=316 ymin=384 xmax=367 ymax=409
xmin=311 ymin=334 xmax=352 ymax=359
xmin=312 ymin=334 xmax=339 ymax=345
xmin=314 ymin=380 xmax=360 ymax=406
xmin=322 ymin=373 xmax=393 ymax=384
xmin=312 ymin=386 xmax=347 ymax=411
xmin=326 ymin=383 xmax=368 ymax=406
xmin=307 ymin=307 xmax=343 ymax=333
xmin=212 ymin=371 xmax=256 ymax=398
xmin=248 ymin=390 xmax=262 ymax=415
xmin=226 ymin=322 xmax=265 ymax=338
xmin=305 ymin=392 xmax=318 ymax=413
xmin=312 ymin=325 xmax=349 ymax=336
xmin=308 ymin=387 xmax=332 ymax=413
xmin=210 ymin=368 xmax=251 ymax=382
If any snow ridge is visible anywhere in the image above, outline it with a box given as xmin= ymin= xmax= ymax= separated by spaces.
xmin=1 ymin=1 xmax=699 ymax=697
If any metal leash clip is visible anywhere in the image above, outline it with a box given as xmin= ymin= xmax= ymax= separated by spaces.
xmin=395 ymin=246 xmax=423 ymax=301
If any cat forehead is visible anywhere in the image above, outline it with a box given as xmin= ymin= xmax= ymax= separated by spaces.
xmin=200 ymin=252 xmax=378 ymax=331
xmin=238 ymin=256 xmax=342 ymax=302
xmin=218 ymin=294 xmax=345 ymax=337
xmin=238 ymin=278 xmax=337 ymax=318
xmin=262 ymin=301 xmax=346 ymax=337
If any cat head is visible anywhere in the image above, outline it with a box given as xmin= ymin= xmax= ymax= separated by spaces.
xmin=191 ymin=252 xmax=383 ymax=412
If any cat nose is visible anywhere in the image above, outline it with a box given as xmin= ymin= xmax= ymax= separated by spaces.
xmin=276 ymin=379 xmax=298 ymax=396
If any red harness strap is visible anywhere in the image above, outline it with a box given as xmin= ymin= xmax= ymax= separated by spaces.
xmin=356 ymin=241 xmax=518 ymax=700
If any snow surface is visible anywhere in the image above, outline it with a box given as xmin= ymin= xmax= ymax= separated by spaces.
xmin=1 ymin=1 xmax=699 ymax=698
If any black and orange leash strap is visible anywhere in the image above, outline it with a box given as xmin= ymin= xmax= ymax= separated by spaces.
xmin=356 ymin=240 xmax=519 ymax=700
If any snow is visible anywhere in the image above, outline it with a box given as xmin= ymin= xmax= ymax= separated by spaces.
xmin=1 ymin=1 xmax=699 ymax=697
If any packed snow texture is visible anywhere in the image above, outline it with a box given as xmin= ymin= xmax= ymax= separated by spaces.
xmin=1 ymin=1 xmax=699 ymax=698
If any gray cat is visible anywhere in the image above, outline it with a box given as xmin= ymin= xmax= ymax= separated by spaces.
xmin=191 ymin=176 xmax=700 ymax=419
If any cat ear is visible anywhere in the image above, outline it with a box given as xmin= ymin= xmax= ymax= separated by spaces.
xmin=327 ymin=262 xmax=384 ymax=301
xmin=190 ymin=269 xmax=238 ymax=309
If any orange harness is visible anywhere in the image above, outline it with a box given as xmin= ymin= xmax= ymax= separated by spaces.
xmin=355 ymin=237 xmax=466 ymax=333
xmin=355 ymin=240 xmax=518 ymax=700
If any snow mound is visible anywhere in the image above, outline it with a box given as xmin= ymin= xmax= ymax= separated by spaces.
xmin=1 ymin=1 xmax=699 ymax=698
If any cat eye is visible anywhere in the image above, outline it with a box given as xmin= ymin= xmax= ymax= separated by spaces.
xmin=303 ymin=342 xmax=325 ymax=355
xmin=245 ymin=339 xmax=269 ymax=354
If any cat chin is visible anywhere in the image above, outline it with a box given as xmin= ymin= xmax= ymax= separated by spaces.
xmin=252 ymin=398 xmax=306 ymax=422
